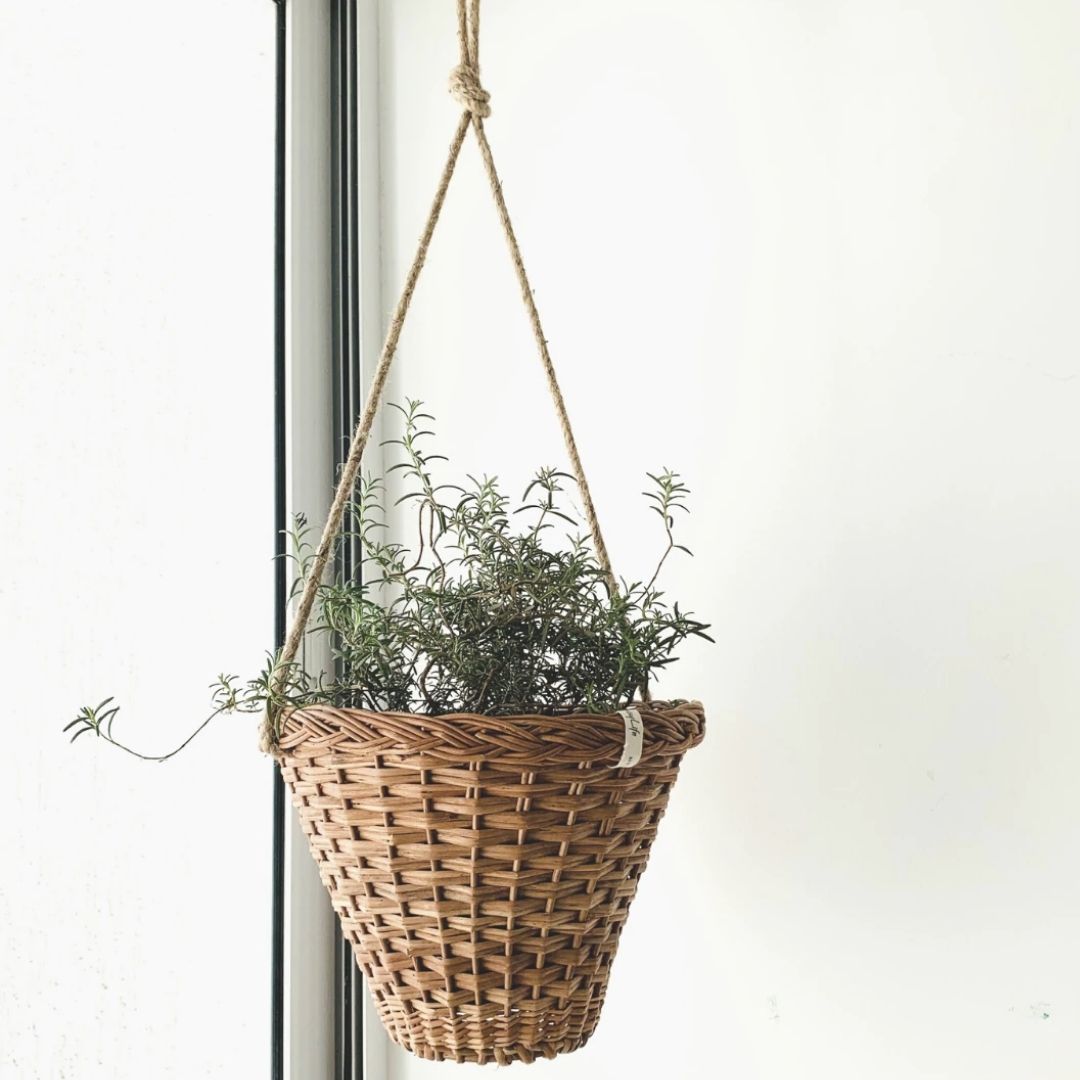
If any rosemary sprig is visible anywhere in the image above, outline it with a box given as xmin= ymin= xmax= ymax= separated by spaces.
xmin=66 ymin=400 xmax=712 ymax=757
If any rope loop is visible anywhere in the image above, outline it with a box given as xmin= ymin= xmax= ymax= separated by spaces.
xmin=449 ymin=62 xmax=491 ymax=118
xmin=259 ymin=0 xmax=615 ymax=754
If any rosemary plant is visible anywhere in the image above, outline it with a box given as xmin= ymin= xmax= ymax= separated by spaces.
xmin=66 ymin=401 xmax=711 ymax=759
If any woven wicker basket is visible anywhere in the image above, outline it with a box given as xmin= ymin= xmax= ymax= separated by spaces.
xmin=277 ymin=700 xmax=704 ymax=1065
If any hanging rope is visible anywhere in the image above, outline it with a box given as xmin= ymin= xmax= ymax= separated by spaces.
xmin=260 ymin=0 xmax=614 ymax=754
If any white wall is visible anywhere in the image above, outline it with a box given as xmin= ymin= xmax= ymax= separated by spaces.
xmin=374 ymin=1 xmax=1080 ymax=1077
xmin=0 ymin=3 xmax=274 ymax=1077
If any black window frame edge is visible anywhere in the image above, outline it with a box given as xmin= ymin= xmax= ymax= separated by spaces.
xmin=330 ymin=1 xmax=365 ymax=1077
xmin=272 ymin=3 xmax=287 ymax=1080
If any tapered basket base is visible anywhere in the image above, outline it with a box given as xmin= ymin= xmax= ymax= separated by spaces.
xmin=277 ymin=700 xmax=705 ymax=1065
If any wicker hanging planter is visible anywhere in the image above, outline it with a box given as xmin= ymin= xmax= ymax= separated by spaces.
xmin=278 ymin=703 xmax=703 ymax=1065
xmin=262 ymin=0 xmax=707 ymax=1065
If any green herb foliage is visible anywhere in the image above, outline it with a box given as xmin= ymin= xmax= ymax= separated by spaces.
xmin=65 ymin=401 xmax=711 ymax=759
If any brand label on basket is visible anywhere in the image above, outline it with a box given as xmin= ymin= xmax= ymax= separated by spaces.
xmin=615 ymin=708 xmax=644 ymax=769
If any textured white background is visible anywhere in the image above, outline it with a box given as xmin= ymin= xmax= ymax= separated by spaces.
xmin=0 ymin=2 xmax=275 ymax=1077
xmin=373 ymin=1 xmax=1080 ymax=1077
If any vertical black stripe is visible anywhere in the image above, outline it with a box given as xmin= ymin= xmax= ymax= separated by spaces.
xmin=331 ymin=3 xmax=364 ymax=1077
xmin=271 ymin=1 xmax=287 ymax=1078
xmin=330 ymin=2 xmax=349 ymax=1069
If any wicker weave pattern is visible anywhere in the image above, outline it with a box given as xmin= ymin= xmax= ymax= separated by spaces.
xmin=278 ymin=701 xmax=704 ymax=1065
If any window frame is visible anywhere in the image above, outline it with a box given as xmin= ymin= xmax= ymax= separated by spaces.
xmin=273 ymin=2 xmax=388 ymax=1077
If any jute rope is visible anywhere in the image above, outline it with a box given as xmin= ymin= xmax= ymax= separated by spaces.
xmin=261 ymin=0 xmax=613 ymax=754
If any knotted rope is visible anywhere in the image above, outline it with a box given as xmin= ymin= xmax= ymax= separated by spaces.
xmin=260 ymin=0 xmax=614 ymax=755
xmin=448 ymin=63 xmax=490 ymax=118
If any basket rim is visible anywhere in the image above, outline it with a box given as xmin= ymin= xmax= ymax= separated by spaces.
xmin=277 ymin=699 xmax=705 ymax=768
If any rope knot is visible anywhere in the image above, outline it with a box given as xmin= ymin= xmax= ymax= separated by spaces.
xmin=449 ymin=62 xmax=491 ymax=118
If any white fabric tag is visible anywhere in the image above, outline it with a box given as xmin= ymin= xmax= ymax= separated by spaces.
xmin=615 ymin=708 xmax=644 ymax=769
